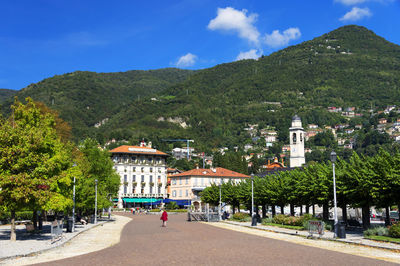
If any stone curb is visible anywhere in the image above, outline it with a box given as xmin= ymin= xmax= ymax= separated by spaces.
xmin=222 ymin=221 xmax=400 ymax=252
xmin=0 ymin=219 xmax=115 ymax=263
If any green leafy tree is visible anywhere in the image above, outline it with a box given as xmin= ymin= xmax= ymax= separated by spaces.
xmin=0 ymin=98 xmax=74 ymax=241
xmin=75 ymin=138 xmax=120 ymax=215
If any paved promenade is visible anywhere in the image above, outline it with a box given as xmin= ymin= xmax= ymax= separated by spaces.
xmin=1 ymin=213 xmax=400 ymax=265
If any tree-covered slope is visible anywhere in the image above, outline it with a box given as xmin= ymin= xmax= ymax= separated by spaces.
xmin=0 ymin=89 xmax=17 ymax=104
xmin=1 ymin=68 xmax=194 ymax=139
xmin=100 ymin=25 xmax=400 ymax=149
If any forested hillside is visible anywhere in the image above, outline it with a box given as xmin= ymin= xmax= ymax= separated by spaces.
xmin=99 ymin=25 xmax=400 ymax=151
xmin=2 ymin=25 xmax=400 ymax=151
xmin=1 ymin=68 xmax=194 ymax=139
xmin=0 ymin=89 xmax=17 ymax=104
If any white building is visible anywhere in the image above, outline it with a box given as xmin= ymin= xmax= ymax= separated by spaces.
xmin=110 ymin=143 xmax=168 ymax=208
xmin=172 ymin=147 xmax=194 ymax=160
xmin=289 ymin=115 xmax=305 ymax=167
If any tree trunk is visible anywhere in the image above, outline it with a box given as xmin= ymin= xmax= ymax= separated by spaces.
xmin=305 ymin=205 xmax=309 ymax=214
xmin=272 ymin=206 xmax=276 ymax=217
xmin=312 ymin=204 xmax=315 ymax=216
xmin=385 ymin=206 xmax=390 ymax=226
xmin=362 ymin=205 xmax=370 ymax=229
xmin=300 ymin=205 xmax=303 ymax=216
xmin=280 ymin=205 xmax=284 ymax=215
xmin=323 ymin=203 xmax=329 ymax=221
xmin=38 ymin=211 xmax=43 ymax=230
xmin=32 ymin=210 xmax=38 ymax=230
xmin=10 ymin=210 xmax=16 ymax=241
xmin=341 ymin=203 xmax=347 ymax=225
xmin=262 ymin=205 xmax=267 ymax=218
xmin=290 ymin=204 xmax=295 ymax=216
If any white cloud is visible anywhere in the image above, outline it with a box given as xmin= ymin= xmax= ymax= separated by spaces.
xmin=334 ymin=0 xmax=367 ymax=5
xmin=264 ymin=27 xmax=301 ymax=48
xmin=208 ymin=7 xmax=260 ymax=44
xmin=236 ymin=49 xmax=262 ymax=61
xmin=339 ymin=7 xmax=372 ymax=21
xmin=175 ymin=53 xmax=197 ymax=68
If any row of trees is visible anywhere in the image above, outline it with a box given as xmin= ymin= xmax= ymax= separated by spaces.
xmin=201 ymin=149 xmax=400 ymax=229
xmin=0 ymin=98 xmax=120 ymax=241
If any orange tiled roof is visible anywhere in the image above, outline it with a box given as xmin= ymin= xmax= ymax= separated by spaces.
xmin=109 ymin=145 xmax=168 ymax=156
xmin=173 ymin=167 xmax=250 ymax=178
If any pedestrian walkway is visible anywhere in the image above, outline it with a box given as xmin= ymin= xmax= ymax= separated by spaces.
xmin=0 ymin=215 xmax=131 ymax=265
xmin=223 ymin=220 xmax=400 ymax=251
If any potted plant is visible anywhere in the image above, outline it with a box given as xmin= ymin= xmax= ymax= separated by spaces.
xmin=132 ymin=182 xmax=137 ymax=187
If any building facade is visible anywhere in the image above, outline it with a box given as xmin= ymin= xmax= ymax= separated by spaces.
xmin=169 ymin=167 xmax=249 ymax=211
xmin=110 ymin=143 xmax=168 ymax=208
xmin=289 ymin=115 xmax=305 ymax=167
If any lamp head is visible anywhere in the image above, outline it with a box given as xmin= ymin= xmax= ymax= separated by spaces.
xmin=330 ymin=151 xmax=337 ymax=163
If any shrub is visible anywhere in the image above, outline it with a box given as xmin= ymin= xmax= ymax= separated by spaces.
xmin=231 ymin=212 xmax=250 ymax=222
xmin=272 ymin=214 xmax=287 ymax=224
xmin=165 ymin=202 xmax=179 ymax=210
xmin=364 ymin=226 xmax=389 ymax=237
xmin=262 ymin=217 xmax=273 ymax=224
xmin=149 ymin=209 xmax=160 ymax=212
xmin=389 ymin=222 xmax=400 ymax=238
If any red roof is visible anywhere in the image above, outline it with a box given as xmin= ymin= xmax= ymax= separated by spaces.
xmin=173 ymin=167 xmax=250 ymax=178
xmin=109 ymin=145 xmax=168 ymax=156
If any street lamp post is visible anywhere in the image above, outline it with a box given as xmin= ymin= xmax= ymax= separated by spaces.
xmin=219 ymin=182 xmax=222 ymax=221
xmin=94 ymin=179 xmax=98 ymax=224
xmin=72 ymin=163 xmax=76 ymax=232
xmin=330 ymin=151 xmax=338 ymax=238
xmin=72 ymin=176 xmax=76 ymax=232
xmin=251 ymin=173 xmax=255 ymax=226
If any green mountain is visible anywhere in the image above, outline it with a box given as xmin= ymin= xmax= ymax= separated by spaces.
xmin=100 ymin=25 xmax=400 ymax=150
xmin=2 ymin=25 xmax=400 ymax=150
xmin=1 ymin=68 xmax=194 ymax=139
xmin=0 ymin=89 xmax=17 ymax=104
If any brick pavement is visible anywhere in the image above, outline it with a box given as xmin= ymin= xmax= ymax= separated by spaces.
xmin=17 ymin=213 xmax=399 ymax=266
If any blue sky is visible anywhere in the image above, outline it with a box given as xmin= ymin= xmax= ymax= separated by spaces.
xmin=1 ymin=0 xmax=399 ymax=90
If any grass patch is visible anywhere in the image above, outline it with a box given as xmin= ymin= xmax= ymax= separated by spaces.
xmin=261 ymin=222 xmax=304 ymax=231
xmin=365 ymin=235 xmax=400 ymax=243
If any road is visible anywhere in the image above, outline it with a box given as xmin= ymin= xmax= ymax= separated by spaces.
xmin=38 ymin=213 xmax=396 ymax=266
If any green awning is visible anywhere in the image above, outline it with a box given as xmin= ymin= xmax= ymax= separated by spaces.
xmin=123 ymin=198 xmax=158 ymax=203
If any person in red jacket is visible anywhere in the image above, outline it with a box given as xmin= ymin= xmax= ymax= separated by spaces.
xmin=160 ymin=210 xmax=168 ymax=227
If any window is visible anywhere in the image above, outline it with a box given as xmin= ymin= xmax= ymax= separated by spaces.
xmin=185 ymin=177 xmax=188 ymax=185
xmin=150 ymin=167 xmax=153 ymax=173
xmin=201 ymin=178 xmax=204 ymax=186
xmin=185 ymin=190 xmax=188 ymax=197
xmin=150 ymin=186 xmax=153 ymax=194
xmin=132 ymin=175 xmax=136 ymax=182
xmin=172 ymin=179 xmax=176 ymax=185
xmin=141 ymin=175 xmax=144 ymax=182
xmin=124 ymin=185 xmax=127 ymax=194
xmin=158 ymin=186 xmax=161 ymax=194
xmin=179 ymin=178 xmax=182 ymax=185
xmin=158 ymin=176 xmax=161 ymax=183
xmin=179 ymin=190 xmax=182 ymax=197
xmin=194 ymin=178 xmax=197 ymax=186
xmin=293 ymin=133 xmax=297 ymax=143
xmin=124 ymin=175 xmax=127 ymax=183
xmin=150 ymin=175 xmax=153 ymax=183
xmin=141 ymin=167 xmax=144 ymax=173
xmin=172 ymin=190 xmax=176 ymax=197
xmin=132 ymin=167 xmax=136 ymax=172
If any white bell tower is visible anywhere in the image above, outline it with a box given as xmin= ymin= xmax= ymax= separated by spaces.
xmin=289 ymin=115 xmax=305 ymax=167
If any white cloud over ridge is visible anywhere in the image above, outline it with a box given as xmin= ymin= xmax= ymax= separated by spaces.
xmin=236 ymin=49 xmax=262 ymax=61
xmin=264 ymin=28 xmax=301 ymax=48
xmin=208 ymin=7 xmax=260 ymax=44
xmin=175 ymin=53 xmax=197 ymax=68
xmin=339 ymin=7 xmax=372 ymax=21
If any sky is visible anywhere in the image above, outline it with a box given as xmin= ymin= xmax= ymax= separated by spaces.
xmin=1 ymin=0 xmax=399 ymax=90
